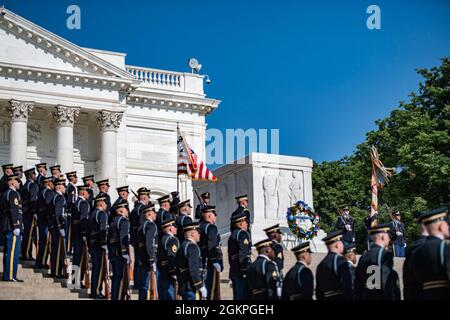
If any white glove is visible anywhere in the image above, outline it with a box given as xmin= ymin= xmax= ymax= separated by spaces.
xmin=277 ymin=287 xmax=282 ymax=298
xmin=101 ymin=245 xmax=108 ymax=254
xmin=396 ymin=232 xmax=403 ymax=236
xmin=151 ymin=262 xmax=157 ymax=272
xmin=213 ymin=262 xmax=222 ymax=272
xmin=345 ymin=225 xmax=352 ymax=231
xmin=122 ymin=254 xmax=130 ymax=265
xmin=13 ymin=228 xmax=21 ymax=237
xmin=59 ymin=229 xmax=66 ymax=238
xmin=199 ymin=286 xmax=207 ymax=298
xmin=33 ymin=214 xmax=38 ymax=220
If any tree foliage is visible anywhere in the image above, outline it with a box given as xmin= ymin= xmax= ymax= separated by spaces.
xmin=313 ymin=58 xmax=450 ymax=251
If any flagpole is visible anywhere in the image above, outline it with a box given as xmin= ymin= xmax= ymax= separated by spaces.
xmin=177 ymin=122 xmax=180 ymax=195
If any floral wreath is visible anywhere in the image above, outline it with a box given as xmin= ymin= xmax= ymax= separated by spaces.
xmin=286 ymin=200 xmax=320 ymax=240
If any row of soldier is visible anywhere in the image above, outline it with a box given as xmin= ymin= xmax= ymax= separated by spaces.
xmin=1 ymin=162 xmax=449 ymax=300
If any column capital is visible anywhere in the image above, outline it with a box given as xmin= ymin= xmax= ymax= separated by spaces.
xmin=53 ymin=105 xmax=80 ymax=128
xmin=8 ymin=99 xmax=34 ymax=122
xmin=97 ymin=110 xmax=123 ymax=131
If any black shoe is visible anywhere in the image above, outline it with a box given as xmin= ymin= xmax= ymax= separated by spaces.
xmin=55 ymin=275 xmax=67 ymax=279
xmin=43 ymin=264 xmax=50 ymax=270
xmin=90 ymin=293 xmax=106 ymax=300
xmin=12 ymin=278 xmax=24 ymax=283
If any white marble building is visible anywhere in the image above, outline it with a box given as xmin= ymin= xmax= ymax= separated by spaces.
xmin=0 ymin=8 xmax=220 ymax=201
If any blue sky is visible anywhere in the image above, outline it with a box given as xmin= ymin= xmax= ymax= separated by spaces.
xmin=2 ymin=0 xmax=450 ymax=163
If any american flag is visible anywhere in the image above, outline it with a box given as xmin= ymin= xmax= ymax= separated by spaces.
xmin=370 ymin=145 xmax=394 ymax=219
xmin=177 ymin=127 xmax=217 ymax=182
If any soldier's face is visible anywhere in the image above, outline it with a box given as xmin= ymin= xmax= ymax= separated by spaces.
xmin=205 ymin=212 xmax=216 ymax=224
xmin=119 ymin=191 xmax=128 ymax=199
xmin=140 ymin=195 xmax=149 ymax=204
xmin=203 ymin=197 xmax=210 ymax=204
xmin=70 ymin=177 xmax=77 ymax=184
xmin=266 ymin=246 xmax=275 ymax=260
xmin=5 ymin=168 xmax=13 ymax=175
xmin=99 ymin=184 xmax=108 ymax=192
xmin=335 ymin=241 xmax=344 ymax=254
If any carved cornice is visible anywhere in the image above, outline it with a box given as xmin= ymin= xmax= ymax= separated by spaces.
xmin=8 ymin=99 xmax=34 ymax=122
xmin=97 ymin=110 xmax=124 ymax=131
xmin=53 ymin=105 xmax=80 ymax=128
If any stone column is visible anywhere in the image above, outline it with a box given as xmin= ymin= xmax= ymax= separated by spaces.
xmin=97 ymin=110 xmax=123 ymax=191
xmin=8 ymin=100 xmax=34 ymax=167
xmin=53 ymin=105 xmax=80 ymax=173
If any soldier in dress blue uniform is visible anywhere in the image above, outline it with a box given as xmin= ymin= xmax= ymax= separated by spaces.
xmin=264 ymin=224 xmax=284 ymax=276
xmin=170 ymin=191 xmax=180 ymax=216
xmin=35 ymin=177 xmax=54 ymax=270
xmin=355 ymin=224 xmax=401 ymax=300
xmin=1 ymin=175 xmax=23 ymax=282
xmin=0 ymin=164 xmax=14 ymax=197
xmin=49 ymin=165 xmax=61 ymax=184
xmin=246 ymin=239 xmax=281 ymax=300
xmin=199 ymin=205 xmax=223 ymax=300
xmin=71 ymin=185 xmax=91 ymax=287
xmin=228 ymin=212 xmax=252 ymax=300
xmin=111 ymin=186 xmax=129 ymax=217
xmin=316 ymin=230 xmax=354 ymax=300
xmin=157 ymin=218 xmax=179 ymax=300
xmin=364 ymin=207 xmax=378 ymax=250
xmin=20 ymin=168 xmax=39 ymax=261
xmin=409 ymin=207 xmax=449 ymax=300
xmin=136 ymin=204 xmax=159 ymax=300
xmin=156 ymin=194 xmax=174 ymax=229
xmin=343 ymin=243 xmax=357 ymax=290
xmin=89 ymin=194 xmax=109 ymax=299
xmin=96 ymin=180 xmax=111 ymax=212
xmin=49 ymin=178 xmax=67 ymax=278
xmin=335 ymin=206 xmax=355 ymax=246
xmin=177 ymin=222 xmax=206 ymax=300
xmin=403 ymin=211 xmax=429 ymax=300
xmin=82 ymin=175 xmax=95 ymax=208
xmin=175 ymin=199 xmax=193 ymax=242
xmin=35 ymin=163 xmax=47 ymax=188
xmin=108 ymin=200 xmax=131 ymax=300
xmin=129 ymin=186 xmax=151 ymax=291
xmin=389 ymin=211 xmax=406 ymax=257
xmin=282 ymin=242 xmax=314 ymax=300
xmin=195 ymin=192 xmax=210 ymax=221
xmin=13 ymin=166 xmax=23 ymax=191
xmin=230 ymin=194 xmax=252 ymax=236
xmin=65 ymin=171 xmax=78 ymax=255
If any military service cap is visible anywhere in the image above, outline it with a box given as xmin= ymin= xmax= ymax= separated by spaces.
xmin=341 ymin=205 xmax=350 ymax=211
xmin=113 ymin=199 xmax=129 ymax=210
xmin=253 ymin=238 xmax=273 ymax=250
xmin=35 ymin=163 xmax=47 ymax=170
xmin=235 ymin=194 xmax=248 ymax=202
xmin=142 ymin=204 xmax=156 ymax=214
xmin=344 ymin=243 xmax=356 ymax=255
xmin=183 ymin=222 xmax=200 ymax=232
xmin=137 ymin=187 xmax=150 ymax=196
xmin=171 ymin=191 xmax=180 ymax=197
xmin=66 ymin=171 xmax=77 ymax=178
xmin=50 ymin=165 xmax=61 ymax=171
xmin=202 ymin=205 xmax=216 ymax=215
xmin=13 ymin=166 xmax=23 ymax=173
xmin=2 ymin=163 xmax=13 ymax=171
xmin=24 ymin=168 xmax=36 ymax=175
xmin=292 ymin=242 xmax=311 ymax=254
xmin=201 ymin=192 xmax=210 ymax=199
xmin=116 ymin=186 xmax=129 ymax=193
xmin=82 ymin=175 xmax=94 ymax=183
xmin=263 ymin=224 xmax=282 ymax=235
xmin=231 ymin=211 xmax=247 ymax=223
xmin=42 ymin=177 xmax=53 ymax=184
xmin=322 ymin=230 xmax=344 ymax=245
xmin=96 ymin=179 xmax=109 ymax=187
xmin=54 ymin=179 xmax=66 ymax=187
xmin=161 ymin=218 xmax=176 ymax=229
xmin=157 ymin=194 xmax=171 ymax=205
xmin=94 ymin=194 xmax=107 ymax=204
xmin=419 ymin=207 xmax=448 ymax=225
xmin=177 ymin=199 xmax=192 ymax=210
xmin=5 ymin=174 xmax=19 ymax=182
xmin=77 ymin=185 xmax=89 ymax=192
xmin=368 ymin=223 xmax=391 ymax=235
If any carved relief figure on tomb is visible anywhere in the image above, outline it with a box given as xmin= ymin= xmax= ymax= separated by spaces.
xmin=262 ymin=169 xmax=278 ymax=219
xmin=275 ymin=170 xmax=290 ymax=219
xmin=27 ymin=122 xmax=42 ymax=149
xmin=289 ymin=171 xmax=303 ymax=204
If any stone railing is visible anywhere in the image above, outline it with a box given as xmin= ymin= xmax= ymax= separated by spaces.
xmin=125 ymin=65 xmax=204 ymax=95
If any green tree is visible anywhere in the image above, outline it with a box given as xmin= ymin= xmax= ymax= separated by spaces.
xmin=313 ymin=58 xmax=450 ymax=251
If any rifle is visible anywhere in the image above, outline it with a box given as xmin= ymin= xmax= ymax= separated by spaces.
xmin=102 ymin=250 xmax=111 ymax=300
xmin=26 ymin=216 xmax=36 ymax=259
xmin=173 ymin=275 xmax=179 ymax=300
xmin=123 ymin=258 xmax=132 ymax=300
xmin=202 ymin=257 xmax=208 ymax=300
xmin=131 ymin=189 xmax=139 ymax=200
xmin=82 ymin=239 xmax=90 ymax=289
xmin=149 ymin=268 xmax=158 ymax=300
xmin=60 ymin=233 xmax=69 ymax=279
xmin=215 ymin=265 xmax=221 ymax=300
